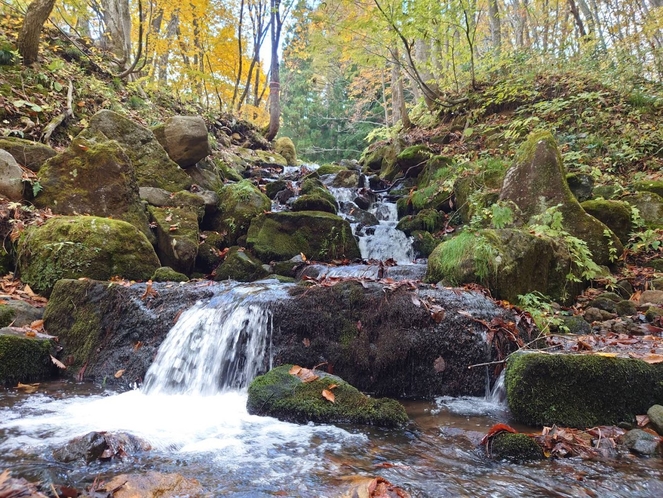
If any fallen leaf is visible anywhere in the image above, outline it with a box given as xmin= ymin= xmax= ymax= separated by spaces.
xmin=433 ymin=356 xmax=446 ymax=373
xmin=289 ymin=365 xmax=302 ymax=375
xmin=133 ymin=341 xmax=143 ymax=351
xmin=165 ymin=213 xmax=173 ymax=222
xmin=642 ymin=353 xmax=663 ymax=364
xmin=50 ymin=355 xmax=66 ymax=369
xmin=16 ymin=382 xmax=39 ymax=393
xmin=637 ymin=414 xmax=650 ymax=427
xmin=114 ymin=369 xmax=125 ymax=378
xmin=25 ymin=330 xmax=36 ymax=337
xmin=23 ymin=284 xmax=36 ymax=297
xmin=328 ymin=383 xmax=338 ymax=390
xmin=322 ymin=389 xmax=335 ymax=403
xmin=300 ymin=252 xmax=307 ymax=261
xmin=595 ymin=352 xmax=618 ymax=357
xmin=288 ymin=364 xmax=319 ymax=383
xmin=30 ymin=319 xmax=44 ymax=329
xmin=302 ymin=338 xmax=310 ymax=347
xmin=141 ymin=281 xmax=157 ymax=300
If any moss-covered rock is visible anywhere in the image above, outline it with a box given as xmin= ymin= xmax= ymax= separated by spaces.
xmin=633 ymin=180 xmax=663 ymax=198
xmin=489 ymin=433 xmax=544 ymax=461
xmin=194 ymin=231 xmax=225 ymax=274
xmin=235 ymin=147 xmax=288 ymax=169
xmin=151 ymin=115 xmax=211 ymax=169
xmin=566 ymin=173 xmax=594 ymax=202
xmin=205 ymin=180 xmax=271 ymax=246
xmin=454 ymin=169 xmax=506 ymax=224
xmin=317 ymin=164 xmax=347 ymax=175
xmin=214 ymin=247 xmax=269 ymax=282
xmin=0 ymin=330 xmax=57 ymax=385
xmin=34 ymin=136 xmax=154 ymax=243
xmin=505 ymin=352 xmax=663 ymax=428
xmin=499 ymin=131 xmax=623 ymax=265
xmin=246 ymin=365 xmax=408 ymax=428
xmin=265 ymin=179 xmax=287 ymax=199
xmin=17 ymin=216 xmax=160 ymax=296
xmin=274 ymin=137 xmax=297 ymax=165
xmin=396 ymin=209 xmax=445 ymax=236
xmin=359 ymin=142 xmax=401 ymax=175
xmin=0 ymin=302 xmax=15 ymax=327
xmin=426 ymin=229 xmax=581 ymax=304
xmin=151 ymin=266 xmax=189 ymax=282
xmin=247 ymin=211 xmax=360 ymax=262
xmin=79 ymin=110 xmax=191 ymax=192
xmin=622 ymin=191 xmax=663 ymax=229
xmin=411 ymin=230 xmax=441 ymax=258
xmin=148 ymin=206 xmax=199 ymax=274
xmin=291 ymin=194 xmax=337 ymax=214
xmin=0 ymin=137 xmax=56 ymax=172
xmin=331 ymin=169 xmax=359 ymax=188
xmin=581 ymin=199 xmax=633 ymax=245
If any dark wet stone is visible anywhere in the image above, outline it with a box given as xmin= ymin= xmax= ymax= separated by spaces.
xmin=647 ymin=404 xmax=663 ymax=436
xmin=53 ymin=431 xmax=151 ymax=463
xmin=621 ymin=429 xmax=660 ymax=456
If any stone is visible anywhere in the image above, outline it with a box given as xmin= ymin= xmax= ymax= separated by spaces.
xmin=640 ymin=290 xmax=663 ymax=305
xmin=499 ymin=131 xmax=623 ymax=265
xmin=80 ymin=110 xmax=191 ymax=191
xmin=581 ymin=199 xmax=633 ymax=245
xmin=588 ymin=297 xmax=617 ymax=313
xmin=151 ymin=266 xmax=189 ymax=282
xmin=645 ymin=307 xmax=663 ymax=323
xmin=274 ymin=137 xmax=297 ymax=166
xmin=148 ymin=207 xmax=199 ymax=275
xmin=621 ymin=429 xmax=660 ymax=456
xmin=488 ymin=432 xmax=544 ymax=461
xmin=247 ymin=211 xmax=360 ymax=263
xmin=247 ymin=365 xmax=408 ymax=428
xmin=332 ymin=169 xmax=359 ymax=188
xmin=647 ymin=404 xmax=663 ymax=436
xmin=359 ymin=142 xmax=401 ymax=174
xmin=291 ymin=194 xmax=337 ymax=214
xmin=185 ymin=157 xmax=224 ymax=190
xmin=214 ymin=247 xmax=269 ymax=282
xmin=615 ymin=300 xmax=637 ymax=317
xmin=622 ymin=191 xmax=663 ymax=229
xmin=104 ymin=472 xmax=203 ymax=498
xmin=566 ymin=173 xmax=594 ymax=202
xmin=0 ymin=137 xmax=56 ymax=172
xmin=396 ymin=209 xmax=445 ymax=236
xmin=560 ymin=315 xmax=591 ymax=334
xmin=583 ymin=307 xmax=604 ymax=323
xmin=34 ymin=136 xmax=153 ymax=243
xmin=0 ymin=299 xmax=43 ymax=327
xmin=53 ymin=431 xmax=151 ymax=463
xmin=152 ymin=115 xmax=211 ymax=169
xmin=0 ymin=329 xmax=56 ymax=385
xmin=506 ymin=352 xmax=663 ymax=427
xmin=194 ymin=231 xmax=225 ymax=274
xmin=17 ymin=216 xmax=160 ymax=296
xmin=0 ymin=149 xmax=24 ymax=200
xmin=633 ymin=179 xmax=663 ymax=198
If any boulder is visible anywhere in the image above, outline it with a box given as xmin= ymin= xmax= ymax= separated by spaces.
xmin=52 ymin=431 xmax=151 ymax=463
xmin=0 ymin=329 xmax=56 ymax=385
xmin=426 ymin=229 xmax=582 ymax=304
xmin=247 ymin=211 xmax=360 ymax=262
xmin=80 ymin=110 xmax=191 ymax=191
xmin=453 ymin=167 xmax=505 ymax=224
xmin=0 ymin=299 xmax=43 ymax=327
xmin=581 ymin=199 xmax=633 ymax=245
xmin=505 ymin=352 xmax=663 ymax=427
xmin=291 ymin=194 xmax=337 ymax=214
xmin=184 ymin=157 xmax=225 ymax=190
xmin=214 ymin=247 xmax=269 ymax=282
xmin=0 ymin=137 xmax=56 ymax=172
xmin=0 ymin=149 xmax=24 ymax=200
xmin=195 ymin=231 xmax=226 ymax=274
xmin=359 ymin=142 xmax=401 ymax=175
xmin=621 ymin=429 xmax=660 ymax=456
xmin=488 ymin=432 xmax=544 ymax=461
xmin=246 ymin=365 xmax=408 ymax=428
xmin=234 ymin=147 xmax=288 ymax=170
xmin=647 ymin=404 xmax=663 ymax=436
xmin=566 ymin=173 xmax=594 ymax=202
xmin=151 ymin=266 xmax=189 ymax=282
xmin=331 ymin=169 xmax=359 ymax=188
xmin=622 ymin=191 xmax=663 ymax=229
xmin=103 ymin=472 xmax=203 ymax=498
xmin=17 ymin=216 xmax=160 ymax=296
xmin=34 ymin=136 xmax=153 ymax=243
xmin=396 ymin=209 xmax=446 ymax=236
xmin=140 ymin=189 xmax=206 ymax=220
xmin=152 ymin=115 xmax=211 ymax=169
xmin=274 ymin=137 xmax=297 ymax=166
xmin=633 ymin=179 xmax=663 ymax=198
xmin=499 ymin=131 xmax=622 ymax=265
xmin=148 ymin=207 xmax=199 ymax=274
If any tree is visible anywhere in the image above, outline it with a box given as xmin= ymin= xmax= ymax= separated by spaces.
xmin=265 ymin=0 xmax=284 ymax=140
xmin=17 ymin=0 xmax=57 ymax=65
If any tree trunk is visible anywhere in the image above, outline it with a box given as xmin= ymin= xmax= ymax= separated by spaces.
xmin=17 ymin=0 xmax=57 ymax=66
xmin=488 ymin=0 xmax=501 ymax=54
xmin=265 ymin=0 xmax=282 ymax=141
xmin=100 ymin=0 xmax=132 ymax=67
xmin=390 ymin=48 xmax=410 ymax=129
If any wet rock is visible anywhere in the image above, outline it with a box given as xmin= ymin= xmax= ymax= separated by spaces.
xmin=214 ymin=247 xmax=269 ymax=282
xmin=152 ymin=115 xmax=211 ymax=169
xmin=488 ymin=432 xmax=544 ymax=461
xmin=0 ymin=136 xmax=56 ymax=172
xmin=148 ymin=206 xmax=199 ymax=275
xmin=640 ymin=290 xmax=663 ymax=306
xmin=247 ymin=364 xmax=408 ymax=427
xmin=103 ymin=472 xmax=204 ymax=498
xmin=152 ymin=266 xmax=189 ymax=282
xmin=0 ymin=470 xmax=48 ymax=498
xmin=506 ymin=352 xmax=663 ymax=428
xmin=0 ymin=149 xmax=25 ymax=201
xmin=265 ymin=179 xmax=287 ymax=199
xmin=353 ymin=193 xmax=372 ymax=210
xmin=621 ymin=429 xmax=660 ymax=456
xmin=583 ymin=307 xmax=604 ymax=323
xmin=332 ymin=169 xmax=359 ymax=188
xmin=0 ymin=299 xmax=43 ymax=327
xmin=0 ymin=329 xmax=56 ymax=385
xmin=53 ymin=431 xmax=151 ymax=463
xmin=291 ymin=193 xmax=337 ymax=214
xmin=647 ymin=404 xmax=663 ymax=436
xmin=615 ymin=300 xmax=637 ymax=317
xmin=339 ymin=476 xmax=411 ymax=498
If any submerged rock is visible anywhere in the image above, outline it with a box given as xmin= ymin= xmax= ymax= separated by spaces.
xmin=620 ymin=429 xmax=660 ymax=456
xmin=246 ymin=365 xmax=408 ymax=428
xmin=52 ymin=431 xmax=151 ymax=463
xmin=102 ymin=472 xmax=203 ymax=498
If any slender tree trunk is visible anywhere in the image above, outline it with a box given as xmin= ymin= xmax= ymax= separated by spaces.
xmin=265 ymin=0 xmax=282 ymax=141
xmin=100 ymin=0 xmax=132 ymax=67
xmin=18 ymin=0 xmax=57 ymax=66
xmin=390 ymin=47 xmax=410 ymax=129
xmin=567 ymin=0 xmax=587 ymax=38
xmin=488 ymin=0 xmax=501 ymax=54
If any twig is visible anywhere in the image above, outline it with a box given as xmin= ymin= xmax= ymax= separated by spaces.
xmin=467 ymin=359 xmax=506 ymax=370
xmin=50 ymin=483 xmax=60 ymax=498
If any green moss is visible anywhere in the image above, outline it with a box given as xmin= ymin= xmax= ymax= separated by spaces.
xmin=489 ymin=433 xmax=544 ymax=461
xmin=317 ymin=164 xmax=347 ymax=175
xmin=274 ymin=137 xmax=297 ymax=165
xmin=151 ymin=266 xmax=189 ymax=282
xmin=246 ymin=365 xmax=408 ymax=428
xmin=148 ymin=206 xmax=199 ymax=274
xmin=580 ymin=199 xmax=633 ymax=245
xmin=214 ymin=247 xmax=269 ymax=282
xmin=411 ymin=230 xmax=441 ymax=258
xmin=506 ymin=352 xmax=663 ymax=428
xmin=291 ymin=194 xmax=337 ymax=214
xmin=17 ymin=216 xmax=160 ymax=296
xmin=0 ymin=332 xmax=56 ymax=385
xmin=0 ymin=302 xmax=16 ymax=327
xmin=265 ymin=180 xmax=287 ymax=199
xmin=426 ymin=230 xmax=499 ymax=285
xmin=209 ymin=180 xmax=271 ymax=245
xmin=396 ymin=209 xmax=445 ymax=236
xmin=633 ymin=180 xmax=663 ymax=198
xmin=215 ymin=158 xmax=243 ymax=183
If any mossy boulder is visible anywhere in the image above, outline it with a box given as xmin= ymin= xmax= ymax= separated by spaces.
xmin=580 ymin=199 xmax=633 ymax=245
xmin=151 ymin=266 xmax=189 ymax=282
xmin=79 ymin=110 xmax=191 ymax=192
xmin=499 ymin=131 xmax=623 ymax=265
xmin=331 ymin=169 xmax=359 ymax=188
xmin=214 ymin=246 xmax=269 ymax=282
xmin=454 ymin=168 xmax=506 ymax=224
xmin=247 ymin=211 xmax=360 ymax=262
xmin=566 ymin=173 xmax=594 ymax=202
xmin=148 ymin=206 xmax=199 ymax=274
xmin=246 ymin=365 xmax=408 ymax=428
xmin=205 ymin=180 xmax=271 ymax=245
xmin=391 ymin=145 xmax=433 ymax=179
xmin=396 ymin=209 xmax=445 ymax=236
xmin=622 ymin=191 xmax=663 ymax=229
xmin=274 ymin=137 xmax=297 ymax=165
xmin=265 ymin=179 xmax=287 ymax=199
xmin=505 ymin=352 xmax=663 ymax=428
xmin=426 ymin=229 xmax=582 ymax=304
xmin=633 ymin=180 xmax=663 ymax=198
xmin=151 ymin=115 xmax=211 ymax=168
xmin=235 ymin=147 xmax=288 ymax=169
xmin=291 ymin=194 xmax=337 ymax=214
xmin=0 ymin=330 xmax=57 ymax=385
xmin=0 ymin=302 xmax=15 ymax=327
xmin=17 ymin=216 xmax=160 ymax=296
xmin=317 ymin=164 xmax=347 ymax=175
xmin=488 ymin=433 xmax=544 ymax=461
xmin=194 ymin=231 xmax=225 ymax=274
xmin=34 ymin=136 xmax=153 ymax=243
xmin=0 ymin=137 xmax=56 ymax=172
xmin=411 ymin=230 xmax=441 ymax=258
xmin=359 ymin=142 xmax=401 ymax=175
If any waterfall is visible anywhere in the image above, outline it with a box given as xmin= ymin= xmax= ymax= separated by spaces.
xmin=142 ymin=281 xmax=287 ymax=396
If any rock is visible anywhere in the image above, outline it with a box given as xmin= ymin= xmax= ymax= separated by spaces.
xmin=291 ymin=194 xmax=337 ymax=214
xmin=645 ymin=307 xmax=663 ymax=323
xmin=185 ymin=157 xmax=224 ymax=190
xmin=204 ymin=180 xmax=270 ymax=246
xmin=103 ymin=472 xmax=203 ymax=498
xmin=589 ymin=297 xmax=617 ymax=313
xmin=0 ymin=137 xmax=56 ymax=172
xmin=34 ymin=136 xmax=153 ymax=243
xmin=633 ymin=179 xmax=663 ymax=198
xmin=396 ymin=209 xmax=445 ymax=236
xmin=640 ymin=290 xmax=663 ymax=305
xmin=214 ymin=247 xmax=269 ymax=282
xmin=0 ymin=302 xmax=14 ymax=327
xmin=488 ymin=432 xmax=544 ymax=461
xmin=454 ymin=168 xmax=505 ymax=224
xmin=0 ymin=299 xmax=43 ymax=327
xmin=332 ymin=169 xmax=359 ymax=188
xmin=247 ymin=211 xmax=360 ymax=263
xmin=139 ymin=186 xmax=173 ymax=206
xmin=194 ymin=231 xmax=225 ymax=274
xmin=151 ymin=266 xmax=189 ymax=282
xmin=247 ymin=365 xmax=408 ymax=427
xmin=148 ymin=207 xmax=199 ymax=274
xmin=0 ymin=149 xmax=25 ymax=200
xmin=234 ymin=147 xmax=288 ymax=170
xmin=339 ymin=476 xmax=411 ymax=498
xmin=581 ymin=199 xmax=633 ymax=245
xmin=0 ymin=329 xmax=56 ymax=385
xmin=359 ymin=142 xmax=401 ymax=174
xmin=622 ymin=191 xmax=663 ymax=229
xmin=506 ymin=352 xmax=663 ymax=427
xmin=566 ymin=173 xmax=594 ymax=202
xmin=80 ymin=110 xmax=191 ymax=191
xmin=0 ymin=470 xmax=48 ymax=498
xmin=426 ymin=228 xmax=582 ymax=305
xmin=499 ymin=131 xmax=623 ymax=265
xmin=560 ymin=315 xmax=591 ymax=334
xmin=265 ymin=179 xmax=287 ymax=199
xmin=17 ymin=216 xmax=160 ymax=296
xmin=353 ymin=193 xmax=371 ymax=210
xmin=412 ymin=230 xmax=441 ymax=258
xmin=274 ymin=137 xmax=297 ymax=166
xmin=152 ymin=115 xmax=211 ymax=168
xmin=647 ymin=404 xmax=663 ymax=436
xmin=615 ymin=300 xmax=637 ymax=317
xmin=621 ymin=429 xmax=660 ymax=456
xmin=583 ymin=307 xmax=604 ymax=323
xmin=52 ymin=431 xmax=151 ymax=463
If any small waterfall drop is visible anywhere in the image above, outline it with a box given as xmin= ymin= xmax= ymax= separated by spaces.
xmin=143 ymin=281 xmax=287 ymax=396
xmin=487 ymin=370 xmax=507 ymax=405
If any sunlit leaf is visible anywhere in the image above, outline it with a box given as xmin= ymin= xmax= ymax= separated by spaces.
xmin=322 ymin=389 xmax=335 ymax=403
xmin=16 ymin=382 xmax=39 ymax=393
xmin=50 ymin=355 xmax=66 ymax=369
xmin=114 ymin=369 xmax=125 ymax=378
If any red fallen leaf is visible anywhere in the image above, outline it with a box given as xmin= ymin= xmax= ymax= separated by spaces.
xmin=480 ymin=423 xmax=518 ymax=446
xmin=133 ymin=341 xmax=143 ymax=351
xmin=289 ymin=365 xmax=319 ymax=383
xmin=637 ymin=415 xmax=650 ymax=427
xmin=322 ymin=389 xmax=335 ymax=403
xmin=141 ymin=281 xmax=157 ymax=300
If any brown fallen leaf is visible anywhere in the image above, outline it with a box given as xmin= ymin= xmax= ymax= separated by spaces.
xmin=16 ymin=382 xmax=39 ymax=393
xmin=30 ymin=319 xmax=44 ymax=330
xmin=51 ymin=355 xmax=66 ymax=369
xmin=114 ymin=369 xmax=125 ymax=378
xmin=25 ymin=330 xmax=36 ymax=337
xmin=288 ymin=364 xmax=319 ymax=383
xmin=636 ymin=414 xmax=650 ymax=427
xmin=302 ymin=337 xmax=310 ymax=347
xmin=641 ymin=353 xmax=663 ymax=364
xmin=322 ymin=389 xmax=335 ymax=403
xmin=141 ymin=281 xmax=157 ymax=300
xmin=133 ymin=341 xmax=143 ymax=351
